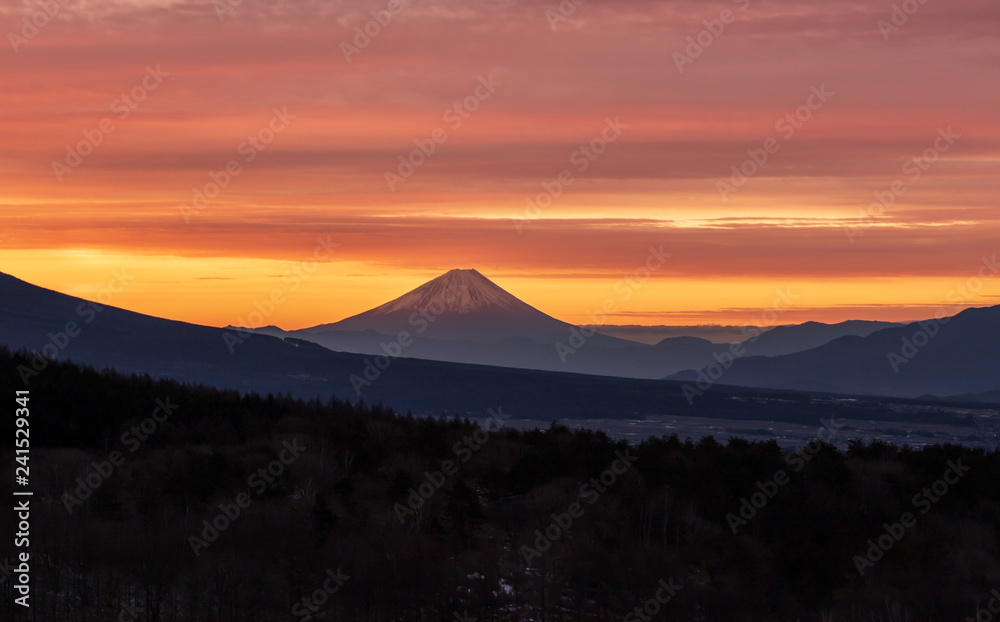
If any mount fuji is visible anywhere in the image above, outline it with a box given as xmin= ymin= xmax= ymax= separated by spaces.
xmin=256 ymin=268 xmax=679 ymax=378
xmin=254 ymin=269 xmax=897 ymax=380
xmin=301 ymin=268 xmax=571 ymax=342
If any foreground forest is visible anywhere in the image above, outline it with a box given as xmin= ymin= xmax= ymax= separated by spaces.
xmin=1 ymin=347 xmax=999 ymax=621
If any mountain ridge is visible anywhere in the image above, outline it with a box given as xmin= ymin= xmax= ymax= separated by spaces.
xmin=668 ymin=305 xmax=1000 ymax=397
xmin=268 ymin=269 xmax=916 ymax=380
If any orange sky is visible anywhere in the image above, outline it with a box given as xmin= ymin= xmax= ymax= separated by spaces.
xmin=1 ymin=0 xmax=998 ymax=329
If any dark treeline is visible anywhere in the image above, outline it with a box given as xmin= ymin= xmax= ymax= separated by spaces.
xmin=1 ymin=347 xmax=999 ymax=621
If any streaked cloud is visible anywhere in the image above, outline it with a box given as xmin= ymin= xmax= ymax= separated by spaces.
xmin=1 ymin=0 xmax=997 ymax=325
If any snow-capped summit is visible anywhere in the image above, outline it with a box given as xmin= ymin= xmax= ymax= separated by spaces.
xmin=302 ymin=268 xmax=570 ymax=342
xmin=367 ymin=269 xmax=539 ymax=316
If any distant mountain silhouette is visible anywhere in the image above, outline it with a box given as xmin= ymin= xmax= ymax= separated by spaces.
xmin=669 ymin=306 xmax=1000 ymax=398
xmin=741 ymin=320 xmax=902 ymax=357
xmin=1 ymin=271 xmax=996 ymax=428
xmin=262 ymin=270 xmax=896 ymax=379
xmin=0 ymin=270 xmax=917 ymax=422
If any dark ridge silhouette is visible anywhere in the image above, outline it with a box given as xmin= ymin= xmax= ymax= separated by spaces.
xmin=670 ymin=306 xmax=1000 ymax=398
